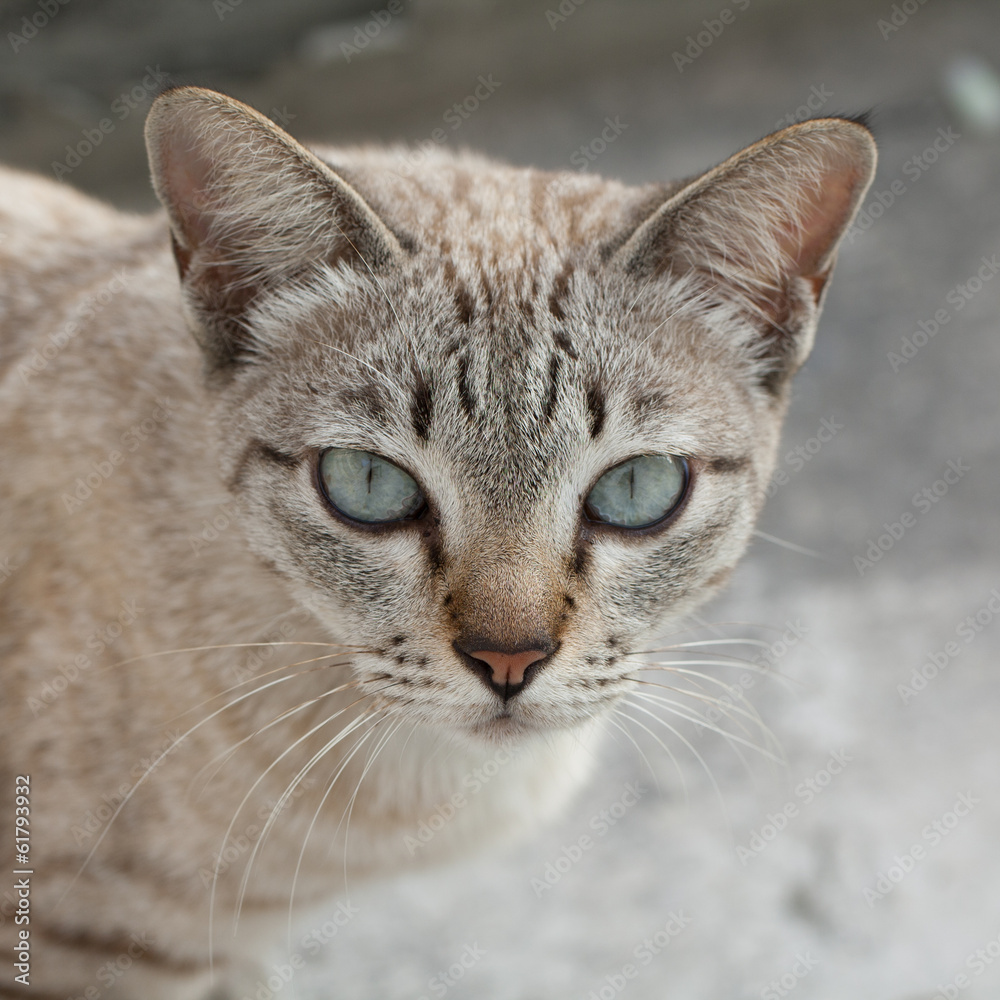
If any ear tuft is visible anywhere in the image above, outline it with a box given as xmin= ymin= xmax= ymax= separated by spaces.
xmin=615 ymin=118 xmax=877 ymax=388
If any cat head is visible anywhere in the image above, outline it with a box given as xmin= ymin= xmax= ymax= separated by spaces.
xmin=145 ymin=87 xmax=875 ymax=743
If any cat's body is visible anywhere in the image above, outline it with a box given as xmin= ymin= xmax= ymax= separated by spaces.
xmin=0 ymin=89 xmax=875 ymax=998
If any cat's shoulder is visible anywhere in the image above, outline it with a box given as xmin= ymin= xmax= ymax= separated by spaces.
xmin=0 ymin=164 xmax=150 ymax=247
xmin=0 ymin=165 xmax=173 ymax=374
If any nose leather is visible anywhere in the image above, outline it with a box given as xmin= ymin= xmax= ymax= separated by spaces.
xmin=454 ymin=636 xmax=556 ymax=699
xmin=468 ymin=648 xmax=548 ymax=687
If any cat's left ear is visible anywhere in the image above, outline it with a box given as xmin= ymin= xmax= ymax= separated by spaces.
xmin=614 ymin=118 xmax=876 ymax=388
xmin=145 ymin=87 xmax=404 ymax=368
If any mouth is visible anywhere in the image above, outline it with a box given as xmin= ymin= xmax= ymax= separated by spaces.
xmin=465 ymin=708 xmax=536 ymax=743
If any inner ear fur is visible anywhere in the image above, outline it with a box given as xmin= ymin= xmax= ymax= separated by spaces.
xmin=145 ymin=86 xmax=404 ymax=366
xmin=614 ymin=118 xmax=877 ymax=386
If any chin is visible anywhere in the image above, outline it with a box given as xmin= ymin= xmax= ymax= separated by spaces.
xmin=464 ymin=713 xmax=536 ymax=745
xmin=455 ymin=702 xmax=597 ymax=749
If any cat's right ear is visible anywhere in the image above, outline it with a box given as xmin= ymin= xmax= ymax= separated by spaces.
xmin=145 ymin=86 xmax=403 ymax=368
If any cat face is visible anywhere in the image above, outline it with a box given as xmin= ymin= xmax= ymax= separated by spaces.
xmin=145 ymin=88 xmax=875 ymax=743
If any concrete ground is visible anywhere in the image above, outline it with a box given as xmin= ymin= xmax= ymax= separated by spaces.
xmin=3 ymin=0 xmax=999 ymax=997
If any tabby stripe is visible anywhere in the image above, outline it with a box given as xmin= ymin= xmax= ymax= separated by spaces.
xmin=37 ymin=926 xmax=208 ymax=971
xmin=542 ymin=353 xmax=560 ymax=423
xmin=228 ymin=440 xmax=298 ymax=489
xmin=340 ymin=384 xmax=389 ymax=424
xmin=707 ymin=456 xmax=750 ymax=474
xmin=586 ymin=384 xmax=606 ymax=439
xmin=411 ymin=373 xmax=433 ymax=440
xmin=457 ymin=353 xmax=476 ymax=418
xmin=548 ymin=263 xmax=573 ymax=320
xmin=453 ymin=282 xmax=475 ymax=324
xmin=553 ymin=329 xmax=577 ymax=359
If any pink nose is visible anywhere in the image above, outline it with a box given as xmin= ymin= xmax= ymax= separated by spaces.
xmin=468 ymin=648 xmax=549 ymax=688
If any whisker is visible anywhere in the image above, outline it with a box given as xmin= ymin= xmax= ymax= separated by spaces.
xmin=188 ymin=676 xmax=363 ymax=801
xmin=627 ymin=675 xmax=777 ymax=749
xmin=626 ymin=684 xmax=755 ymax=742
xmin=301 ymin=337 xmax=404 ymax=397
xmin=621 ymin=286 xmax=714 ymax=368
xmin=602 ymin=712 xmax=668 ymax=798
xmin=206 ymin=694 xmax=384 ymax=972
xmin=89 ymin=640 xmax=361 ymax=682
xmin=172 ymin=650 xmax=356 ymax=724
xmin=636 ymin=638 xmax=776 ymax=654
xmin=58 ymin=667 xmax=361 ymax=910
xmin=752 ymin=529 xmax=827 ymax=560
xmin=620 ymin=272 xmax=656 ymax=325
xmin=232 ymin=704 xmax=391 ymax=931
xmin=331 ymin=228 xmax=422 ymax=373
xmin=624 ymin=689 xmax=783 ymax=765
xmin=626 ymin=691 xmax=773 ymax=801
xmin=629 ymin=668 xmax=776 ymax=727
xmin=284 ymin=713 xmax=399 ymax=952
xmin=334 ymin=715 xmax=407 ymax=915
xmin=614 ymin=704 xmax=732 ymax=831
xmin=629 ymin=654 xmax=777 ymax=677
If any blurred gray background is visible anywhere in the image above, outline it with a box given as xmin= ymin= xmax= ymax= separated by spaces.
xmin=4 ymin=0 xmax=999 ymax=997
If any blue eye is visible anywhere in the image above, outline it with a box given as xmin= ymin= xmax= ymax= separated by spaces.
xmin=319 ymin=449 xmax=425 ymax=523
xmin=585 ymin=455 xmax=688 ymax=528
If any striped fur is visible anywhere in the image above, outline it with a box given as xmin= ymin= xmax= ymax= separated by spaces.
xmin=0 ymin=88 xmax=875 ymax=997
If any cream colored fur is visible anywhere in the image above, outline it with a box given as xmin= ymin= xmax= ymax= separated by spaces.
xmin=0 ymin=89 xmax=875 ymax=998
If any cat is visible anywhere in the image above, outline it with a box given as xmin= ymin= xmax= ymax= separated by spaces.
xmin=0 ymin=86 xmax=875 ymax=999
